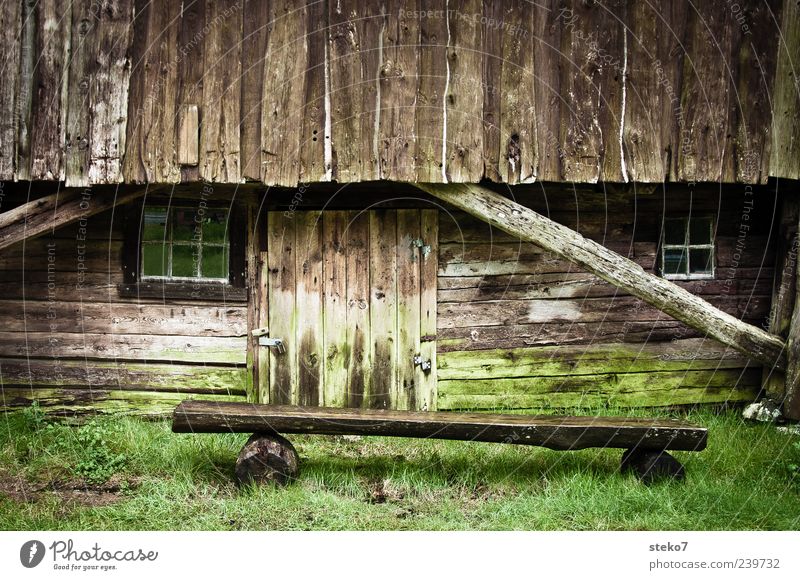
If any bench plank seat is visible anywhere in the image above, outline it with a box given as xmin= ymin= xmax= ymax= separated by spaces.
xmin=173 ymin=401 xmax=707 ymax=451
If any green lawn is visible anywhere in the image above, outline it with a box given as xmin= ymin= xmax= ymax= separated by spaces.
xmin=1 ymin=405 xmax=798 ymax=530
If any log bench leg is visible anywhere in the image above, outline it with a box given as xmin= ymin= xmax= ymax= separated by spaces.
xmin=235 ymin=432 xmax=299 ymax=487
xmin=621 ymin=449 xmax=686 ymax=485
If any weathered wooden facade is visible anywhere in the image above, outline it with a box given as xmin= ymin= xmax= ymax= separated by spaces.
xmin=1 ymin=0 xmax=799 ymax=419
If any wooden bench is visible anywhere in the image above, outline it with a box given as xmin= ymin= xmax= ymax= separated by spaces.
xmin=173 ymin=401 xmax=708 ymax=485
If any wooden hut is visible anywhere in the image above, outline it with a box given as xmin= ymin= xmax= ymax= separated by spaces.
xmin=0 ymin=0 xmax=799 ymax=420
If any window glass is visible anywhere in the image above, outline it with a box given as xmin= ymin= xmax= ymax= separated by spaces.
xmin=202 ymin=245 xmax=228 ymax=279
xmin=202 ymin=209 xmax=228 ymax=244
xmin=689 ymin=248 xmax=713 ymax=274
xmin=171 ymin=245 xmax=196 ymax=277
xmin=142 ymin=243 xmax=168 ymax=277
xmin=663 ymin=219 xmax=686 ymax=245
xmin=662 ymin=216 xmax=713 ymax=278
xmin=689 ymin=218 xmax=712 ymax=245
xmin=140 ymin=206 xmax=229 ymax=281
xmin=172 ymin=208 xmax=198 ymax=242
xmin=142 ymin=208 xmax=168 ymax=241
xmin=663 ymin=248 xmax=687 ymax=275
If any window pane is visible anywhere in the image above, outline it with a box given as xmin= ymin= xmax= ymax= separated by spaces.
xmin=173 ymin=208 xmax=199 ymax=242
xmin=142 ymin=243 xmax=168 ymax=277
xmin=172 ymin=245 xmax=197 ymax=277
xmin=689 ymin=218 xmax=712 ymax=245
xmin=142 ymin=208 xmax=168 ymax=241
xmin=202 ymin=245 xmax=228 ymax=279
xmin=202 ymin=209 xmax=228 ymax=244
xmin=663 ymin=219 xmax=686 ymax=245
xmin=689 ymin=248 xmax=713 ymax=274
xmin=663 ymin=248 xmax=687 ymax=275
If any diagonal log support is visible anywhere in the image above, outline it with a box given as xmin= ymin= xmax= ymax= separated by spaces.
xmin=0 ymin=185 xmax=165 ymax=251
xmin=415 ymin=182 xmax=787 ymax=371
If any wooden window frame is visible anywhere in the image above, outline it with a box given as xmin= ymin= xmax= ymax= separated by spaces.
xmin=660 ymin=215 xmax=715 ymax=281
xmin=140 ymin=205 xmax=230 ymax=283
xmin=119 ymin=199 xmax=247 ymax=302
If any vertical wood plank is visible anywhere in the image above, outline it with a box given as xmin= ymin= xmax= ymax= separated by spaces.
xmin=295 ymin=210 xmax=324 ymax=406
xmin=175 ymin=0 xmax=206 ymax=182
xmin=201 ymin=0 xmax=242 ymax=183
xmin=732 ymin=0 xmax=780 ymax=183
xmin=414 ymin=0 xmax=447 ymax=182
xmin=770 ymin=0 xmax=800 ymax=181
xmin=677 ymin=1 xmax=734 ymax=183
xmin=240 ymin=0 xmax=269 ymax=181
xmin=267 ymin=211 xmax=296 ymax=404
xmin=658 ymin=0 xmax=688 ymax=182
xmin=329 ymin=0 xmax=364 ymax=182
xmin=359 ymin=2 xmax=385 ymax=182
xmin=378 ymin=0 xmax=418 ymax=181
xmin=498 ymin=1 xmax=536 ymax=184
xmin=299 ymin=0 xmax=328 ymax=183
xmin=596 ymin=0 xmax=625 ymax=183
xmin=345 ymin=210 xmax=371 ymax=408
xmin=785 ymin=199 xmax=800 ymax=420
xmin=245 ymin=203 xmax=261 ymax=402
xmin=444 ymin=0 xmax=483 ymax=182
xmin=480 ymin=0 xmax=503 ymax=183
xmin=88 ymin=0 xmax=134 ymax=184
xmin=15 ymin=0 xmax=36 ymax=181
xmin=418 ymin=209 xmax=438 ymax=411
xmin=533 ymin=0 xmax=563 ymax=182
xmin=122 ymin=0 xmax=180 ymax=183
xmin=64 ymin=0 xmax=92 ymax=187
xmin=30 ymin=0 xmax=71 ymax=181
xmin=560 ymin=0 xmax=602 ymax=183
xmin=369 ymin=210 xmax=397 ymax=409
xmin=622 ymin=0 xmax=664 ymax=183
xmin=0 ymin=0 xmax=21 ymax=179
xmin=395 ymin=209 xmax=421 ymax=410
xmin=256 ymin=211 xmax=270 ymax=403
xmin=261 ymin=0 xmax=307 ymax=186
xmin=323 ymin=211 xmax=348 ymax=407
xmin=763 ymin=193 xmax=799 ymax=400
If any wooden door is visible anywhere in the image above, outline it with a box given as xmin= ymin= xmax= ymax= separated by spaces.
xmin=255 ymin=209 xmax=437 ymax=411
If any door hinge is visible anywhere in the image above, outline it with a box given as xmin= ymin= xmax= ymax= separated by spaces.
xmin=413 ymin=355 xmax=432 ymax=373
xmin=258 ymin=336 xmax=286 ymax=354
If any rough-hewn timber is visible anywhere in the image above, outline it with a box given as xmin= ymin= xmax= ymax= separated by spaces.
xmin=173 ymin=401 xmax=708 ymax=452
xmin=417 ymin=182 xmax=787 ymax=371
xmin=0 ymin=1 xmax=797 ymax=185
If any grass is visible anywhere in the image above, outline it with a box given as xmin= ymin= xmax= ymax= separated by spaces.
xmin=0 ymin=406 xmax=798 ymax=530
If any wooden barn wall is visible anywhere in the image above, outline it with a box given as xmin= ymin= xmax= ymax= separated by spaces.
xmin=0 ymin=189 xmax=248 ymax=417
xmin=1 ymin=0 xmax=798 ymax=186
xmin=435 ymin=184 xmax=776 ymax=410
xmin=1 ymin=182 xmax=779 ymax=415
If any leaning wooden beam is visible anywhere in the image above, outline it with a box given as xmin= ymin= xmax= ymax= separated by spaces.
xmin=416 ymin=182 xmax=787 ymax=371
xmin=0 ymin=186 xmax=165 ymax=251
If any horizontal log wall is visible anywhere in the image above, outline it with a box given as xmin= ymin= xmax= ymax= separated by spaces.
xmin=436 ymin=185 xmax=776 ymax=410
xmin=0 ymin=190 xmax=248 ymax=417
xmin=0 ymin=0 xmax=797 ymax=185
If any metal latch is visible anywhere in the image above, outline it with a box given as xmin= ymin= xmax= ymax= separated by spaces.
xmin=413 ymin=355 xmax=431 ymax=373
xmin=259 ymin=336 xmax=286 ymax=354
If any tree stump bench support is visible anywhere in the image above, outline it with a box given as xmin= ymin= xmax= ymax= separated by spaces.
xmin=172 ymin=401 xmax=708 ymax=486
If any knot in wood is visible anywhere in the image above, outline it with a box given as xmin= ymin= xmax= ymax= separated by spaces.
xmin=78 ymin=19 xmax=93 ymax=36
